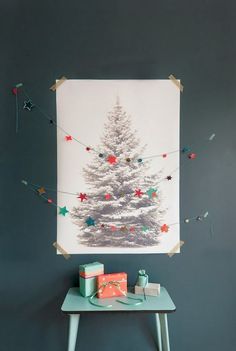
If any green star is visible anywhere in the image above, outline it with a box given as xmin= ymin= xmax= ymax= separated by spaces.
xmin=86 ymin=217 xmax=95 ymax=226
xmin=142 ymin=226 xmax=149 ymax=232
xmin=146 ymin=187 xmax=157 ymax=199
xmin=59 ymin=206 xmax=69 ymax=216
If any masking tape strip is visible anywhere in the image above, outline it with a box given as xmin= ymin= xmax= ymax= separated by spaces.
xmin=167 ymin=240 xmax=185 ymax=257
xmin=169 ymin=74 xmax=184 ymax=92
xmin=50 ymin=76 xmax=67 ymax=91
xmin=53 ymin=242 xmax=70 ymax=259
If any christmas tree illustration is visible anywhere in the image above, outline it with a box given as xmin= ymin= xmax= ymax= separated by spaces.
xmin=71 ymin=98 xmax=165 ymax=247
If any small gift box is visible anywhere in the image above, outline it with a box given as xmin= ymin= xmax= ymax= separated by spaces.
xmin=97 ymin=273 xmax=127 ymax=298
xmin=79 ymin=262 xmax=104 ymax=297
xmin=135 ymin=283 xmax=160 ymax=296
xmin=79 ymin=262 xmax=104 ymax=278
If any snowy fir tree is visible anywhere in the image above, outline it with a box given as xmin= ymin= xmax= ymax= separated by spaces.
xmin=71 ymin=98 xmax=165 ymax=247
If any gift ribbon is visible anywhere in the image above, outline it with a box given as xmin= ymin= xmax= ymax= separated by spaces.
xmin=89 ymin=280 xmax=143 ymax=308
xmin=137 ymin=269 xmax=149 ymax=300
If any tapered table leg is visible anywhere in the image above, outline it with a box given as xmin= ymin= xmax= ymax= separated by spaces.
xmin=155 ymin=313 xmax=162 ymax=351
xmin=159 ymin=313 xmax=170 ymax=351
xmin=68 ymin=314 xmax=80 ymax=351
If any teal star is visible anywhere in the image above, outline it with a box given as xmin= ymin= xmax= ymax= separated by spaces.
xmin=59 ymin=206 xmax=69 ymax=216
xmin=86 ymin=217 xmax=95 ymax=226
xmin=146 ymin=187 xmax=157 ymax=199
xmin=142 ymin=226 xmax=149 ymax=232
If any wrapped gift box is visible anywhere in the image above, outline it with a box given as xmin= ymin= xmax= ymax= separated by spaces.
xmin=79 ymin=276 xmax=97 ymax=297
xmin=134 ymin=283 xmax=160 ymax=296
xmin=97 ymin=273 xmax=127 ymax=298
xmin=79 ymin=262 xmax=104 ymax=297
xmin=79 ymin=262 xmax=104 ymax=278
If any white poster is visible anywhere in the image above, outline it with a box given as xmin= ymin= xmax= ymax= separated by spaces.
xmin=56 ymin=80 xmax=180 ymax=254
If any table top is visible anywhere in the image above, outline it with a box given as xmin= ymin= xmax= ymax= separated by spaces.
xmin=61 ymin=287 xmax=176 ymax=314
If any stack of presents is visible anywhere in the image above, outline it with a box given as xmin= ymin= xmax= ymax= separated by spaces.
xmin=79 ymin=262 xmax=160 ymax=298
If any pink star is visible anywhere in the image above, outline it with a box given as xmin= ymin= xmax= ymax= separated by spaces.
xmin=77 ymin=193 xmax=87 ymax=202
xmin=110 ymin=225 xmax=117 ymax=232
xmin=129 ymin=226 xmax=135 ymax=232
xmin=107 ymin=155 xmax=117 ymax=165
xmin=161 ymin=224 xmax=169 ymax=233
xmin=105 ymin=193 xmax=111 ymax=200
xmin=65 ymin=135 xmax=72 ymax=141
xmin=134 ymin=189 xmax=144 ymax=198
xmin=188 ymin=153 xmax=196 ymax=160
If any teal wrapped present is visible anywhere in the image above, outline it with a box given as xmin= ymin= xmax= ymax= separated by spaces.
xmin=79 ymin=262 xmax=104 ymax=278
xmin=79 ymin=276 xmax=97 ymax=297
xmin=79 ymin=262 xmax=104 ymax=297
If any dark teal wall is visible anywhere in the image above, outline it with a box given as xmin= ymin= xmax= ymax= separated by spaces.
xmin=1 ymin=1 xmax=236 ymax=350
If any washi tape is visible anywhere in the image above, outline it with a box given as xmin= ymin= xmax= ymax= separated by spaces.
xmin=50 ymin=76 xmax=67 ymax=91
xmin=53 ymin=242 xmax=70 ymax=259
xmin=169 ymin=74 xmax=184 ymax=92
xmin=167 ymin=240 xmax=185 ymax=257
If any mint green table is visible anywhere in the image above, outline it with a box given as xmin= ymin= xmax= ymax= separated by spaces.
xmin=61 ymin=287 xmax=176 ymax=351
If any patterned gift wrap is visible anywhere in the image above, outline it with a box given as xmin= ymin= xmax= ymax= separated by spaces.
xmin=97 ymin=273 xmax=127 ymax=298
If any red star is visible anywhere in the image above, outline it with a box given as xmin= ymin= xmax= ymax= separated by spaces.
xmin=65 ymin=135 xmax=72 ymax=141
xmin=77 ymin=193 xmax=87 ymax=202
xmin=86 ymin=146 xmax=91 ymax=152
xmin=107 ymin=155 xmax=117 ymax=165
xmin=47 ymin=198 xmax=53 ymax=204
xmin=110 ymin=225 xmax=117 ymax=232
xmin=188 ymin=153 xmax=196 ymax=159
xmin=134 ymin=189 xmax=144 ymax=198
xmin=129 ymin=226 xmax=135 ymax=232
xmin=12 ymin=87 xmax=18 ymax=95
xmin=105 ymin=193 xmax=111 ymax=200
xmin=162 ymin=153 xmax=167 ymax=158
xmin=161 ymin=224 xmax=169 ymax=233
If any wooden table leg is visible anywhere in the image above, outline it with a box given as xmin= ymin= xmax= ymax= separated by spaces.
xmin=68 ymin=314 xmax=80 ymax=351
xmin=155 ymin=313 xmax=162 ymax=351
xmin=159 ymin=313 xmax=170 ymax=351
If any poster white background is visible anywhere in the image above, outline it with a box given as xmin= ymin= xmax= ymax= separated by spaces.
xmin=56 ymin=80 xmax=180 ymax=254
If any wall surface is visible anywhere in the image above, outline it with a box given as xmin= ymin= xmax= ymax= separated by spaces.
xmin=1 ymin=1 xmax=236 ymax=350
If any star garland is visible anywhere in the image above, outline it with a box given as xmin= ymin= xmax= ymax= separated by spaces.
xmin=11 ymin=83 xmax=206 ymax=164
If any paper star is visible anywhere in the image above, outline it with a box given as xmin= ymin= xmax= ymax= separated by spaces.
xmin=129 ymin=226 xmax=135 ymax=232
xmin=161 ymin=224 xmax=169 ymax=233
xmin=126 ymin=158 xmax=131 ymax=162
xmin=110 ymin=225 xmax=117 ymax=232
xmin=184 ymin=218 xmax=190 ymax=223
xmin=182 ymin=146 xmax=190 ymax=153
xmin=85 ymin=217 xmax=95 ymax=226
xmin=100 ymin=224 xmax=105 ymax=228
xmin=142 ymin=226 xmax=149 ymax=232
xmin=78 ymin=193 xmax=87 ymax=202
xmin=12 ymin=87 xmax=18 ymax=95
xmin=47 ymin=198 xmax=53 ymax=204
xmin=37 ymin=187 xmax=46 ymax=195
xmin=166 ymin=175 xmax=172 ymax=181
xmin=162 ymin=153 xmax=167 ymax=158
xmin=137 ymin=158 xmax=143 ymax=163
xmin=65 ymin=135 xmax=72 ymax=141
xmin=59 ymin=206 xmax=69 ymax=216
xmin=120 ymin=226 xmax=127 ymax=232
xmin=86 ymin=147 xmax=91 ymax=152
xmin=134 ymin=189 xmax=144 ymax=198
xmin=107 ymin=155 xmax=117 ymax=165
xmin=23 ymin=100 xmax=35 ymax=111
xmin=188 ymin=153 xmax=196 ymax=159
xmin=146 ymin=187 xmax=157 ymax=199
xmin=105 ymin=193 xmax=111 ymax=200
xmin=99 ymin=153 xmax=104 ymax=158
